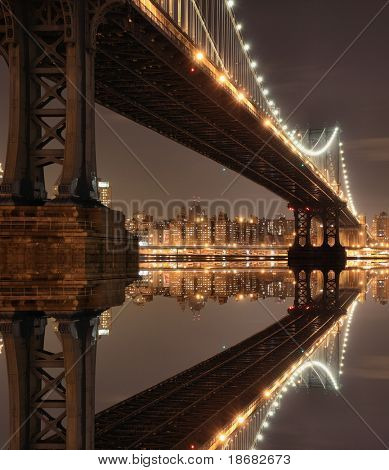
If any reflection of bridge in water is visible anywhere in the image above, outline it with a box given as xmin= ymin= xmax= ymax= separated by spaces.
xmin=225 ymin=302 xmax=357 ymax=451
xmin=0 ymin=254 xmax=135 ymax=450
xmin=95 ymin=267 xmax=362 ymax=450
xmin=0 ymin=264 xmax=366 ymax=449
xmin=0 ymin=264 xmax=368 ymax=449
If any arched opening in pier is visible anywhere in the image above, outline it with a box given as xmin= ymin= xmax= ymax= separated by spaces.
xmin=310 ymin=216 xmax=324 ymax=247
xmin=310 ymin=270 xmax=324 ymax=297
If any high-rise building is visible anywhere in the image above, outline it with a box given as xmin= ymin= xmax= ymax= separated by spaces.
xmin=0 ymin=162 xmax=3 ymax=183
xmin=185 ymin=221 xmax=197 ymax=245
xmin=0 ymin=334 xmax=3 ymax=355
xmin=214 ymin=212 xmax=230 ymax=245
xmin=125 ymin=205 xmax=294 ymax=248
xmin=98 ymin=309 xmax=112 ymax=336
xmin=188 ymin=199 xmax=205 ymax=222
xmin=126 ymin=212 xmax=155 ymax=245
xmin=371 ymin=274 xmax=389 ymax=304
xmin=98 ymin=180 xmax=112 ymax=208
xmin=196 ymin=217 xmax=211 ymax=245
xmin=169 ymin=219 xmax=185 ymax=245
xmin=372 ymin=212 xmax=389 ymax=244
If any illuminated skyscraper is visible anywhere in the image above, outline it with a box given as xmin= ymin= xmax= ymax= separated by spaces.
xmin=215 ymin=212 xmax=230 ymax=245
xmin=98 ymin=309 xmax=113 ymax=336
xmin=98 ymin=180 xmax=112 ymax=208
xmin=169 ymin=219 xmax=185 ymax=245
xmin=0 ymin=334 xmax=3 ymax=355
xmin=126 ymin=212 xmax=155 ymax=244
xmin=372 ymin=212 xmax=389 ymax=244
xmin=0 ymin=162 xmax=3 ymax=184
xmin=372 ymin=275 xmax=389 ymax=304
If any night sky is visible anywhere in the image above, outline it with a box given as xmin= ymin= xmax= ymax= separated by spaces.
xmin=0 ymin=0 xmax=388 ymax=220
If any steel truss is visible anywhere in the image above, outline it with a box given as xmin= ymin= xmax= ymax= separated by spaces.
xmin=0 ymin=313 xmax=99 ymax=449
xmin=292 ymin=205 xmax=342 ymax=249
xmin=0 ymin=0 xmax=124 ymax=202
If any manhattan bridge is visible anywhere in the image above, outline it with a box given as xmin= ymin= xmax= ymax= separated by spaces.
xmin=0 ymin=0 xmax=367 ymax=450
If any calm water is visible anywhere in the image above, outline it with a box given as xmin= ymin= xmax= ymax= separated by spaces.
xmin=1 ymin=262 xmax=388 ymax=449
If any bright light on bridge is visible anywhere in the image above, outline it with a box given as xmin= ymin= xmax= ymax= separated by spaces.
xmin=293 ymin=127 xmax=340 ymax=157
xmin=149 ymin=0 xmax=359 ymax=220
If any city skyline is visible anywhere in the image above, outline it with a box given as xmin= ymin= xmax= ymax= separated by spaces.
xmin=126 ymin=200 xmax=296 ymax=247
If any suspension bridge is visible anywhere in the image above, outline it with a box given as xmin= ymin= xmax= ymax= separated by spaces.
xmin=0 ymin=0 xmax=362 ymax=259
xmin=0 ymin=0 xmax=367 ymax=451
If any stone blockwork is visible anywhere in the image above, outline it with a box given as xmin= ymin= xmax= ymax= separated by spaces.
xmin=0 ymin=204 xmax=139 ymax=281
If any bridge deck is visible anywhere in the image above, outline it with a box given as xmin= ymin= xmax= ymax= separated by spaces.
xmin=95 ymin=290 xmax=356 ymax=450
xmin=95 ymin=2 xmax=357 ymax=226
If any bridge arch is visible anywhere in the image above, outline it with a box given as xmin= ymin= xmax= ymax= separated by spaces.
xmin=310 ymin=215 xmax=324 ymax=247
xmin=90 ymin=0 xmax=128 ymax=49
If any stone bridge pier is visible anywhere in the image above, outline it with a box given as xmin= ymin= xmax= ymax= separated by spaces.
xmin=0 ymin=0 xmax=137 ymax=272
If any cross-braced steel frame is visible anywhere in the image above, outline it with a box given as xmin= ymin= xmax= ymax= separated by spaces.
xmin=0 ymin=0 xmax=125 ymax=203
xmin=291 ymin=204 xmax=342 ymax=250
xmin=0 ymin=313 xmax=99 ymax=449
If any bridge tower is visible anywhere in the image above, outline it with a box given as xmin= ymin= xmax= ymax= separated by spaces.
xmin=0 ymin=0 xmax=126 ymax=203
xmin=0 ymin=312 xmax=100 ymax=449
xmin=288 ymin=204 xmax=346 ymax=266
xmin=0 ymin=1 xmax=137 ymax=275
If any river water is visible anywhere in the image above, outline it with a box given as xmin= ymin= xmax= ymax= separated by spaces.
xmin=0 ymin=261 xmax=388 ymax=449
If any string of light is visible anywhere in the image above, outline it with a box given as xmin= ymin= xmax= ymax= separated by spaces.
xmin=146 ymin=0 xmax=357 ymax=216
xmin=293 ymin=127 xmax=339 ymax=158
xmin=217 ymin=308 xmax=353 ymax=449
xmin=222 ymin=1 xmax=357 ymax=214
xmin=253 ymin=301 xmax=357 ymax=446
xmin=339 ymin=300 xmax=357 ymax=375
xmin=339 ymin=141 xmax=357 ymax=216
